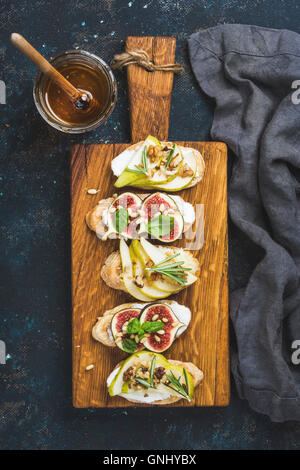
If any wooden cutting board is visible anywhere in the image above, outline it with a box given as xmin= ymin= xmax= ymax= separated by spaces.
xmin=71 ymin=36 xmax=229 ymax=408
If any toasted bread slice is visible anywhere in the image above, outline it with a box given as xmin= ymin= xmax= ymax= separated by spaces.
xmin=100 ymin=247 xmax=200 ymax=292
xmin=92 ymin=300 xmax=188 ymax=348
xmin=86 ymin=193 xmax=194 ymax=240
xmin=112 ymin=141 xmax=205 ymax=190
xmin=108 ymin=358 xmax=203 ymax=405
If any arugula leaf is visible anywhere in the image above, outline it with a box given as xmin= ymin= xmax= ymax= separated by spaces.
xmin=142 ymin=321 xmax=164 ymax=333
xmin=113 ymin=207 xmax=129 ymax=234
xmin=122 ymin=337 xmax=138 ymax=353
xmin=127 ymin=318 xmax=140 ymax=334
xmin=147 ymin=214 xmax=174 ymax=238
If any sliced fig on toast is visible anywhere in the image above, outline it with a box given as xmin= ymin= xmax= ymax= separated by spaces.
xmin=107 ymin=192 xmax=142 ymax=239
xmin=141 ymin=192 xmax=177 ymax=219
xmin=147 ymin=212 xmax=184 ymax=242
xmin=139 ymin=303 xmax=184 ymax=352
xmin=141 ymin=193 xmax=184 ymax=242
xmin=110 ymin=308 xmax=144 ymax=353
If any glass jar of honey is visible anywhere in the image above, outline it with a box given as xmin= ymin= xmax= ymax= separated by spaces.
xmin=33 ymin=50 xmax=117 ymax=133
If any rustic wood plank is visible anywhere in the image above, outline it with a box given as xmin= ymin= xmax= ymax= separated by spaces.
xmin=71 ymin=141 xmax=229 ymax=408
xmin=71 ymin=36 xmax=229 ymax=408
xmin=126 ymin=36 xmax=176 ymax=142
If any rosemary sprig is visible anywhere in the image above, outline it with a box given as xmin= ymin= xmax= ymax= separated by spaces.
xmin=147 ymin=252 xmax=180 ymax=267
xmin=165 ymin=144 xmax=176 ymax=168
xmin=145 ymin=253 xmax=192 ymax=285
xmin=150 ymin=356 xmax=156 ymax=387
xmin=142 ymin=145 xmax=148 ymax=173
xmin=183 ymin=368 xmax=189 ymax=396
xmin=165 ymin=369 xmax=191 ymax=402
xmin=135 ymin=377 xmax=156 ymax=389
xmin=127 ymin=145 xmax=148 ymax=176
xmin=127 ymin=167 xmax=147 ymax=175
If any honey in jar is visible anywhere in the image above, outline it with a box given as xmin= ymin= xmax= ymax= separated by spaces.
xmin=34 ymin=50 xmax=117 ymax=133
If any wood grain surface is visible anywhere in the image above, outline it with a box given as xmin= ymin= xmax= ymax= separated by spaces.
xmin=71 ymin=37 xmax=229 ymax=408
xmin=126 ymin=36 xmax=176 ymax=142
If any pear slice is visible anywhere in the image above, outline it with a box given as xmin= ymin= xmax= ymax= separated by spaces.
xmin=127 ymin=144 xmax=184 ymax=188
xmin=114 ymin=136 xmax=162 ymax=188
xmin=114 ymin=170 xmax=145 ymax=188
xmin=115 ymin=139 xmax=185 ymax=189
xmin=140 ymin=239 xmax=199 ymax=289
xmin=140 ymin=238 xmax=167 ymax=264
xmin=150 ymin=150 xmax=197 ymax=191
xmin=129 ymin=242 xmax=172 ymax=299
xmin=132 ymin=240 xmax=177 ymax=293
xmin=119 ymin=239 xmax=152 ymax=301
xmin=150 ymin=174 xmax=194 ymax=192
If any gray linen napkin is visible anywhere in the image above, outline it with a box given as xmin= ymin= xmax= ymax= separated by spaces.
xmin=189 ymin=24 xmax=300 ymax=422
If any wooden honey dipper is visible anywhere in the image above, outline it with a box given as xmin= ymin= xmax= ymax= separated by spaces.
xmin=11 ymin=33 xmax=99 ymax=112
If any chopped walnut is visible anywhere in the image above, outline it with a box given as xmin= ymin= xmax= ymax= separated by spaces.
xmin=150 ymin=271 xmax=160 ymax=281
xmin=179 ymin=163 xmax=194 ymax=177
xmin=148 ymin=145 xmax=162 ymax=163
xmin=154 ymin=367 xmax=165 ymax=380
xmin=169 ymin=154 xmax=181 ymax=169
xmin=123 ymin=366 xmax=134 ymax=382
xmin=134 ymin=275 xmax=144 ymax=288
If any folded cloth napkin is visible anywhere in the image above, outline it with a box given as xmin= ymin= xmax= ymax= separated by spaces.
xmin=189 ymin=24 xmax=300 ymax=422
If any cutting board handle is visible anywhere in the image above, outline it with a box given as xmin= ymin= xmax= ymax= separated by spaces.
xmin=126 ymin=36 xmax=177 ymax=143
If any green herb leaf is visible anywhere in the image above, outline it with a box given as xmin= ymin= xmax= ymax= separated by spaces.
xmin=144 ymin=252 xmax=190 ymax=285
xmin=113 ymin=207 xmax=129 ymax=234
xmin=165 ymin=144 xmax=176 ymax=168
xmin=134 ymin=165 xmax=147 ymax=175
xmin=147 ymin=214 xmax=174 ymax=238
xmin=122 ymin=337 xmax=138 ymax=353
xmin=137 ymin=327 xmax=145 ymax=340
xmin=149 ymin=252 xmax=180 ymax=267
xmin=150 ymin=356 xmax=156 ymax=387
xmin=165 ymin=373 xmax=191 ymax=402
xmin=127 ymin=318 xmax=140 ymax=334
xmin=142 ymin=321 xmax=164 ymax=333
xmin=134 ymin=377 xmax=155 ymax=389
xmin=127 ymin=168 xmax=145 ymax=175
xmin=183 ymin=368 xmax=189 ymax=396
xmin=142 ymin=146 xmax=148 ymax=173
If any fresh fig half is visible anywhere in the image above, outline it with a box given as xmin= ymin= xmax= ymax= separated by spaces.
xmin=141 ymin=192 xmax=178 ymax=220
xmin=107 ymin=192 xmax=142 ymax=239
xmin=141 ymin=192 xmax=184 ymax=242
xmin=110 ymin=308 xmax=144 ymax=353
xmin=139 ymin=303 xmax=184 ymax=352
xmin=151 ymin=212 xmax=184 ymax=243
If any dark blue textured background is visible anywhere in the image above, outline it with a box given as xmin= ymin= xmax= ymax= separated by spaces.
xmin=1 ymin=0 xmax=300 ymax=450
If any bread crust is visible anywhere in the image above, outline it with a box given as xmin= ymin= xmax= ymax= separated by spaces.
xmin=108 ymin=357 xmax=204 ymax=405
xmin=100 ymin=251 xmax=125 ymax=291
xmin=86 ymin=192 xmax=193 ymax=239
